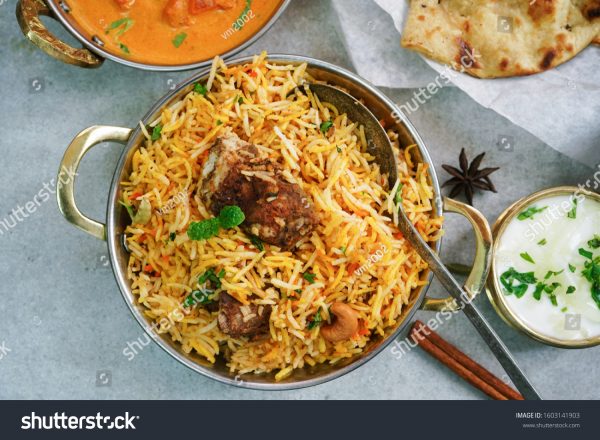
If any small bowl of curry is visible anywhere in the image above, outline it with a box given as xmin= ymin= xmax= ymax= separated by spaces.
xmin=16 ymin=0 xmax=290 ymax=70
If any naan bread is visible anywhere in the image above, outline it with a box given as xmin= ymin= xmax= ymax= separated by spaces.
xmin=401 ymin=0 xmax=600 ymax=78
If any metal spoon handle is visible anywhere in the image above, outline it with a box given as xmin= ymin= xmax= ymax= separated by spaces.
xmin=398 ymin=214 xmax=541 ymax=400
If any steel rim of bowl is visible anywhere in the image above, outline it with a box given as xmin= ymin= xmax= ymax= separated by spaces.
xmin=46 ymin=0 xmax=292 ymax=71
xmin=487 ymin=186 xmax=600 ymax=349
xmin=106 ymin=54 xmax=443 ymax=390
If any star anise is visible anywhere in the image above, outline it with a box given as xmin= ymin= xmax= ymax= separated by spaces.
xmin=441 ymin=148 xmax=499 ymax=205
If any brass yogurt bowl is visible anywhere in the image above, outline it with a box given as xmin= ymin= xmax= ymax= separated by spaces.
xmin=486 ymin=186 xmax=600 ymax=349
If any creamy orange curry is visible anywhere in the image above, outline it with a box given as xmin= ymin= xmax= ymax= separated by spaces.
xmin=64 ymin=0 xmax=283 ymax=65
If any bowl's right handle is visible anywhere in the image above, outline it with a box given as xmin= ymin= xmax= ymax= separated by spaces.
xmin=16 ymin=0 xmax=104 ymax=68
xmin=57 ymin=126 xmax=132 ymax=241
xmin=420 ymin=197 xmax=493 ymax=312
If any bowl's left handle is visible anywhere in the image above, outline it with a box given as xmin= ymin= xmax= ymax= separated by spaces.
xmin=16 ymin=0 xmax=104 ymax=68
xmin=57 ymin=126 xmax=132 ymax=241
xmin=420 ymin=197 xmax=493 ymax=312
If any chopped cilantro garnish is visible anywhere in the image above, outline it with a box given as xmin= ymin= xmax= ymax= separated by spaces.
xmin=520 ymin=252 xmax=535 ymax=264
xmin=303 ymin=272 xmax=317 ymax=284
xmin=394 ymin=184 xmax=404 ymax=205
xmin=581 ymin=255 xmax=600 ymax=309
xmin=237 ymin=96 xmax=244 ymax=104
xmin=320 ymin=120 xmax=333 ymax=134
xmin=106 ymin=17 xmax=135 ymax=36
xmin=183 ymin=289 xmax=215 ymax=307
xmin=151 ymin=124 xmax=162 ymax=141
xmin=249 ymin=235 xmax=264 ymax=251
xmin=216 ymin=120 xmax=223 ymax=126
xmin=561 ymin=306 xmax=568 ymax=312
xmin=340 ymin=246 xmax=346 ymax=256
xmin=566 ymin=286 xmax=576 ymax=294
xmin=336 ymin=147 xmax=342 ymax=153
xmin=544 ymin=269 xmax=564 ymax=280
xmin=172 ymin=32 xmax=187 ymax=48
xmin=119 ymin=43 xmax=130 ymax=54
xmin=500 ymin=267 xmax=536 ymax=297
xmin=307 ymin=307 xmax=323 ymax=330
xmin=169 ymin=232 xmax=176 ymax=241
xmin=587 ymin=235 xmax=600 ymax=249
xmin=579 ymin=248 xmax=593 ymax=260
xmin=119 ymin=200 xmax=135 ymax=220
xmin=517 ymin=205 xmax=547 ymax=220
xmin=567 ymin=198 xmax=578 ymax=219
xmin=294 ymin=289 xmax=302 ymax=294
xmin=194 ymin=83 xmax=208 ymax=95
xmin=198 ymin=268 xmax=225 ymax=289
xmin=537 ymin=238 xmax=547 ymax=246
xmin=569 ymin=264 xmax=576 ymax=273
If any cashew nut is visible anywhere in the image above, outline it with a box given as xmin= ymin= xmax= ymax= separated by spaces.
xmin=320 ymin=302 xmax=359 ymax=342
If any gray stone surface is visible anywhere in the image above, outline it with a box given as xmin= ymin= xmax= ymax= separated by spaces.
xmin=0 ymin=0 xmax=598 ymax=400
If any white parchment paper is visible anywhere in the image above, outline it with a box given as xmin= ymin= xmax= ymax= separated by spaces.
xmin=331 ymin=0 xmax=600 ymax=166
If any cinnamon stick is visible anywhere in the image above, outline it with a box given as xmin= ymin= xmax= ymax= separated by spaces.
xmin=410 ymin=320 xmax=524 ymax=400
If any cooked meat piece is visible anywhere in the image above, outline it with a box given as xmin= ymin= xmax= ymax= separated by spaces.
xmin=200 ymin=132 xmax=319 ymax=250
xmin=164 ymin=0 xmax=235 ymax=27
xmin=244 ymin=178 xmax=318 ymax=249
xmin=189 ymin=0 xmax=236 ymax=14
xmin=113 ymin=0 xmax=135 ymax=9
xmin=217 ymin=292 xmax=270 ymax=337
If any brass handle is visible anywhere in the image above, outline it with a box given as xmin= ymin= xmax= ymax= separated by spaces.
xmin=57 ymin=126 xmax=132 ymax=240
xmin=16 ymin=0 xmax=103 ymax=68
xmin=421 ymin=197 xmax=493 ymax=312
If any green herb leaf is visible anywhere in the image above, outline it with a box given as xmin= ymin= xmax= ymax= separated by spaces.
xmin=119 ymin=200 xmax=135 ymax=220
xmin=320 ymin=120 xmax=333 ymax=134
xmin=500 ymin=267 xmax=537 ymax=296
xmin=183 ymin=289 xmax=215 ymax=307
xmin=340 ymin=246 xmax=346 ymax=256
xmin=218 ymin=205 xmax=245 ymax=229
xmin=169 ymin=232 xmax=176 ymax=241
xmin=151 ymin=124 xmax=162 ymax=141
xmin=533 ymin=283 xmax=545 ymax=301
xmin=294 ymin=289 xmax=302 ymax=294
xmin=568 ymin=264 xmax=576 ymax=273
xmin=520 ymin=252 xmax=535 ymax=264
xmin=187 ymin=218 xmax=221 ymax=240
xmin=119 ymin=43 xmax=130 ymax=54
xmin=237 ymin=96 xmax=244 ymax=104
xmin=582 ymin=257 xmax=600 ymax=309
xmin=336 ymin=147 xmax=342 ymax=153
xmin=579 ymin=248 xmax=593 ymax=260
xmin=587 ymin=235 xmax=600 ymax=249
xmin=544 ymin=269 xmax=564 ymax=280
xmin=537 ymin=238 xmax=547 ymax=246
xmin=567 ymin=198 xmax=578 ymax=219
xmin=172 ymin=32 xmax=187 ymax=48
xmin=194 ymin=83 xmax=208 ymax=95
xmin=517 ymin=205 xmax=547 ymax=221
xmin=394 ymin=183 xmax=404 ymax=205
xmin=561 ymin=306 xmax=568 ymax=312
xmin=566 ymin=286 xmax=576 ymax=294
xmin=307 ymin=307 xmax=323 ymax=330
xmin=249 ymin=235 xmax=264 ymax=252
xmin=198 ymin=268 xmax=225 ymax=289
xmin=303 ymin=272 xmax=317 ymax=284
xmin=106 ymin=17 xmax=135 ymax=36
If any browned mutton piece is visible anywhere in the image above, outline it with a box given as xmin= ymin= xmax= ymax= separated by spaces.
xmin=200 ymin=132 xmax=319 ymax=250
xmin=217 ymin=293 xmax=271 ymax=337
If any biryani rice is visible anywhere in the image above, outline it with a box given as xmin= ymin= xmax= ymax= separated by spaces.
xmin=121 ymin=52 xmax=443 ymax=377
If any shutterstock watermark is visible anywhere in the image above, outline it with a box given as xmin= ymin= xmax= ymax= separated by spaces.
xmin=0 ymin=340 xmax=11 ymax=360
xmin=0 ymin=166 xmax=78 ymax=237
xmin=354 ymin=244 xmax=388 ymax=276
